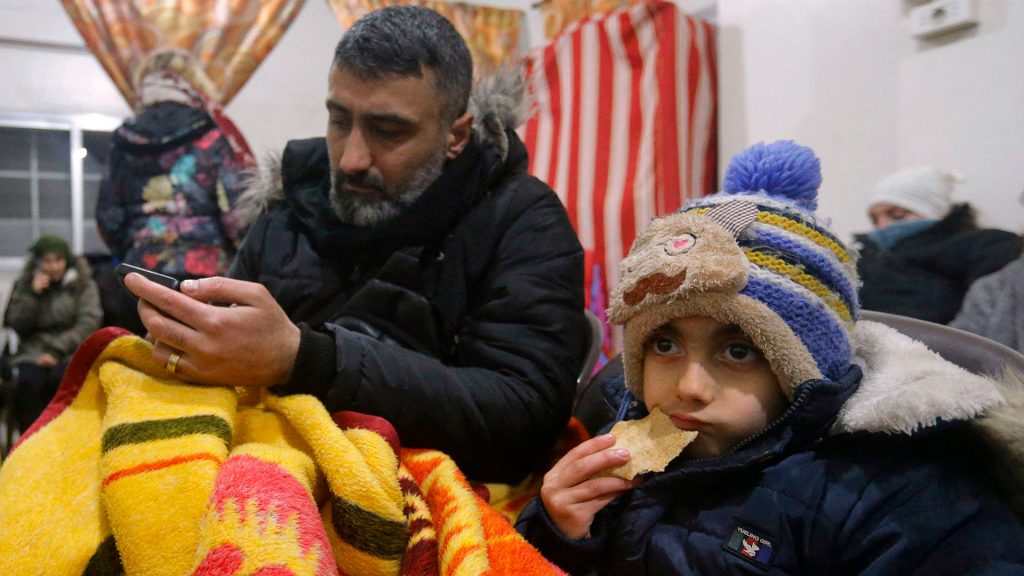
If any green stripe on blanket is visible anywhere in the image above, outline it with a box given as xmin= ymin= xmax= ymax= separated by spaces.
xmin=331 ymin=495 xmax=408 ymax=559
xmin=101 ymin=415 xmax=233 ymax=453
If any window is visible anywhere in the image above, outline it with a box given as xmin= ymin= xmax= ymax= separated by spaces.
xmin=0 ymin=113 xmax=120 ymax=270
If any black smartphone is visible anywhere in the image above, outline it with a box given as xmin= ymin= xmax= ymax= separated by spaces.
xmin=115 ymin=263 xmax=180 ymax=292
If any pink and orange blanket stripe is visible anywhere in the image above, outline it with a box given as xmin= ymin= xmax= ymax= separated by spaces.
xmin=0 ymin=328 xmax=566 ymax=575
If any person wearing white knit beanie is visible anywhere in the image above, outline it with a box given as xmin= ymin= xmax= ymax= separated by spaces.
xmin=866 ymin=166 xmax=959 ymax=227
xmin=856 ymin=166 xmax=1022 ymax=323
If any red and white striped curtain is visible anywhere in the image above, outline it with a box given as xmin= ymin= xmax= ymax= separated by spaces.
xmin=520 ymin=0 xmax=717 ymax=356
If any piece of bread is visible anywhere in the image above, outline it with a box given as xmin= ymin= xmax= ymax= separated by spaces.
xmin=601 ymin=410 xmax=698 ymax=480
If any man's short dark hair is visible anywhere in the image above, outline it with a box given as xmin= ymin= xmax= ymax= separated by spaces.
xmin=333 ymin=6 xmax=473 ymax=122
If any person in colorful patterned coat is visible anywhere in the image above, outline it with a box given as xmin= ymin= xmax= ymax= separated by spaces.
xmin=517 ymin=141 xmax=1024 ymax=575
xmin=3 ymin=235 xmax=103 ymax=432
xmin=96 ymin=49 xmax=250 ymax=282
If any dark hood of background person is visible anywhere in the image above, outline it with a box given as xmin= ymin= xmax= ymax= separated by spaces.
xmin=113 ymin=102 xmax=215 ymax=153
xmin=856 ymin=203 xmax=1023 ymax=323
xmin=19 ymin=248 xmax=90 ymax=297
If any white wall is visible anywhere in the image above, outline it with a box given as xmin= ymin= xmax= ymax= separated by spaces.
xmin=0 ymin=1 xmax=129 ymax=120
xmin=222 ymin=0 xmax=340 ymax=158
xmin=718 ymin=0 xmax=1024 ymax=241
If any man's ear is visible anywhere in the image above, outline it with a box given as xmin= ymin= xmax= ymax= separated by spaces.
xmin=445 ymin=112 xmax=473 ymax=159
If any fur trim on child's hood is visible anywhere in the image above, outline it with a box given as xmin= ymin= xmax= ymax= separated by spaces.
xmin=838 ymin=320 xmax=1024 ymax=518
xmin=835 ymin=320 xmax=1005 ymax=435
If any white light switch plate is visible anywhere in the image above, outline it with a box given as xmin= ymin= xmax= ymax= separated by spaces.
xmin=909 ymin=0 xmax=978 ymax=39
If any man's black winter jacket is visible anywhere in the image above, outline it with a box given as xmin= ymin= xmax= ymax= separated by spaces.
xmin=230 ymin=130 xmax=587 ymax=483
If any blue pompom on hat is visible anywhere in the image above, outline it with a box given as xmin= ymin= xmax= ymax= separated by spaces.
xmin=722 ymin=140 xmax=822 ymax=211
xmin=609 ymin=140 xmax=859 ymax=398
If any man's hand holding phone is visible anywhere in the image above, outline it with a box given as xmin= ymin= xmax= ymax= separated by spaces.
xmin=115 ymin=263 xmax=179 ymax=292
xmin=122 ymin=271 xmax=301 ymax=388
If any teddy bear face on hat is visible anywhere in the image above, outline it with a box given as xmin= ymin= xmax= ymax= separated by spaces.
xmin=609 ymin=141 xmax=860 ymax=401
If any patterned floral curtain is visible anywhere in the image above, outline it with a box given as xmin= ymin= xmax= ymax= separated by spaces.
xmin=539 ymin=0 xmax=640 ymax=39
xmin=324 ymin=0 xmax=523 ymax=74
xmin=60 ymin=0 xmax=306 ymax=106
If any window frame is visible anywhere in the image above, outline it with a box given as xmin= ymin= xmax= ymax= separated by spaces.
xmin=0 ymin=111 xmax=121 ymax=272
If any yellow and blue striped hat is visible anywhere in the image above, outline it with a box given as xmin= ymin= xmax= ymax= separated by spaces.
xmin=609 ymin=141 xmax=859 ymax=398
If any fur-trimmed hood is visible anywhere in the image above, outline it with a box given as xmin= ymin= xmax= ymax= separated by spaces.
xmin=839 ymin=320 xmax=1024 ymax=515
xmin=236 ymin=67 xmax=530 ymax=226
xmin=835 ymin=320 xmax=1008 ymax=435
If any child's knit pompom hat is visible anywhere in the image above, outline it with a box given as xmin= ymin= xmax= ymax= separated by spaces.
xmin=608 ymin=140 xmax=860 ymax=400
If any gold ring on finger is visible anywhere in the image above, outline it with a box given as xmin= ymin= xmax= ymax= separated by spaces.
xmin=166 ymin=352 xmax=182 ymax=375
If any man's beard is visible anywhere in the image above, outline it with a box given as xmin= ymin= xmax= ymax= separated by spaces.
xmin=330 ymin=145 xmax=448 ymax=227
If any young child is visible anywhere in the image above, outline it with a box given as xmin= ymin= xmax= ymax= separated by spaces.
xmin=517 ymin=141 xmax=1024 ymax=574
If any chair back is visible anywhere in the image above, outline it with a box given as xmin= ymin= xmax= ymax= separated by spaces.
xmin=860 ymin=310 xmax=1024 ymax=376
xmin=577 ymin=310 xmax=604 ymax=387
xmin=574 ymin=354 xmax=621 ymax=435
xmin=0 ymin=327 xmax=21 ymax=455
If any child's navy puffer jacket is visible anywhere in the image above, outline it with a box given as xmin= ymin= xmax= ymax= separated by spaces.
xmin=518 ymin=321 xmax=1024 ymax=575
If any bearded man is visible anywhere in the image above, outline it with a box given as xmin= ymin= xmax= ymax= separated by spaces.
xmin=126 ymin=6 xmax=587 ymax=483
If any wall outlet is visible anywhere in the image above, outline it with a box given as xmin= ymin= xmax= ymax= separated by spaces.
xmin=909 ymin=0 xmax=978 ymax=39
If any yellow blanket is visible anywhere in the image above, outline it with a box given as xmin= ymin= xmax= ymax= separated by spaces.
xmin=0 ymin=328 xmax=565 ymax=575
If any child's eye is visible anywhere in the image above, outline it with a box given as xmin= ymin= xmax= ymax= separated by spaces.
xmin=652 ymin=337 xmax=680 ymax=355
xmin=723 ymin=342 xmax=760 ymax=363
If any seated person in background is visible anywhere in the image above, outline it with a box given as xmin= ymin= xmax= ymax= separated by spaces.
xmin=125 ymin=6 xmax=587 ymax=484
xmin=517 ymin=141 xmax=1024 ymax=574
xmin=3 ymin=235 xmax=103 ymax=432
xmin=951 ymin=191 xmax=1024 ymax=353
xmin=855 ymin=165 xmax=1022 ymax=323
xmin=951 ymin=253 xmax=1024 ymax=354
